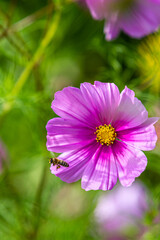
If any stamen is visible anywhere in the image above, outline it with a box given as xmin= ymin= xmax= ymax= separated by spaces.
xmin=95 ymin=124 xmax=117 ymax=146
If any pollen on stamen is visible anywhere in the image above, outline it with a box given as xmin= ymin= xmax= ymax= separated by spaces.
xmin=95 ymin=124 xmax=117 ymax=146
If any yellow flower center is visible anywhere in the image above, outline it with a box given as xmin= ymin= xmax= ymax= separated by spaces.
xmin=95 ymin=124 xmax=117 ymax=146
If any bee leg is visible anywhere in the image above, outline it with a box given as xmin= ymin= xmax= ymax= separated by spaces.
xmin=56 ymin=165 xmax=60 ymax=170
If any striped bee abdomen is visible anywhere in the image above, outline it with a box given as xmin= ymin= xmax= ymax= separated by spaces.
xmin=59 ymin=160 xmax=69 ymax=167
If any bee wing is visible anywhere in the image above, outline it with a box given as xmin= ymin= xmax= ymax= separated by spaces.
xmin=50 ymin=152 xmax=56 ymax=157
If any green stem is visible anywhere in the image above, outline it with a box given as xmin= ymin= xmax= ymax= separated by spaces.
xmin=0 ymin=10 xmax=61 ymax=118
xmin=26 ymin=163 xmax=47 ymax=240
xmin=11 ymin=11 xmax=61 ymax=96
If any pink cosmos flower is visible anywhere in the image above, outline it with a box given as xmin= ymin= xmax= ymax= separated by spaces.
xmin=86 ymin=0 xmax=160 ymax=40
xmin=46 ymin=81 xmax=158 ymax=191
xmin=95 ymin=182 xmax=149 ymax=236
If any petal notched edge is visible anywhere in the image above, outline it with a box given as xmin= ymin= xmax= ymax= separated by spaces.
xmin=112 ymin=141 xmax=147 ymax=187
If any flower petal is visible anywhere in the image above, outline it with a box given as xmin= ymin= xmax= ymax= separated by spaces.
xmin=52 ymin=86 xmax=101 ymax=129
xmin=80 ymin=82 xmax=120 ymax=125
xmin=121 ymin=0 xmax=160 ymax=38
xmin=112 ymin=141 xmax=147 ymax=187
xmin=104 ymin=14 xmax=120 ymax=41
xmin=46 ymin=118 xmax=95 ymax=152
xmin=81 ymin=145 xmax=118 ymax=191
xmin=94 ymin=81 xmax=121 ymax=123
xmin=112 ymin=86 xmax=148 ymax=131
xmin=80 ymin=82 xmax=106 ymax=125
xmin=50 ymin=142 xmax=98 ymax=183
xmin=118 ymin=117 xmax=159 ymax=151
xmin=86 ymin=0 xmax=105 ymax=20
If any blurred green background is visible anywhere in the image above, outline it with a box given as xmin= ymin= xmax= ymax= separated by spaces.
xmin=0 ymin=0 xmax=160 ymax=239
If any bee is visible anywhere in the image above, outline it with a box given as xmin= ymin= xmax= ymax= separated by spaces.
xmin=49 ymin=157 xmax=69 ymax=170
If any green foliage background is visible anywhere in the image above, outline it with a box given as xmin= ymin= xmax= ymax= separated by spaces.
xmin=0 ymin=0 xmax=160 ymax=239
